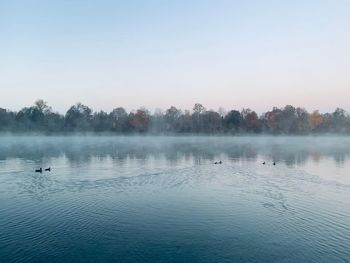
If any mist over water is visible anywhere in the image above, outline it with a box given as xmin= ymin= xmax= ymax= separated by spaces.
xmin=0 ymin=136 xmax=350 ymax=262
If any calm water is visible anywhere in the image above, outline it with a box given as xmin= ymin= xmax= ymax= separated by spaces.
xmin=0 ymin=136 xmax=349 ymax=263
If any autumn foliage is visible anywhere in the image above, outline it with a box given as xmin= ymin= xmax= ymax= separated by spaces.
xmin=1 ymin=101 xmax=350 ymax=134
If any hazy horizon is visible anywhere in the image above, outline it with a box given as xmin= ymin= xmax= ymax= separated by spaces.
xmin=1 ymin=1 xmax=350 ymax=113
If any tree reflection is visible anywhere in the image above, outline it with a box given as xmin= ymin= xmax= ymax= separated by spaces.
xmin=0 ymin=136 xmax=350 ymax=166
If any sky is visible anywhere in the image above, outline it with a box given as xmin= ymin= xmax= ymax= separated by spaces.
xmin=1 ymin=0 xmax=350 ymax=114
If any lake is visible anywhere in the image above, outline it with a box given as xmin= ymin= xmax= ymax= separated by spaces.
xmin=0 ymin=136 xmax=349 ymax=262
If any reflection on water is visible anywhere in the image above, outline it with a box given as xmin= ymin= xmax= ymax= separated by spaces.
xmin=1 ymin=136 xmax=350 ymax=165
xmin=0 ymin=136 xmax=350 ymax=262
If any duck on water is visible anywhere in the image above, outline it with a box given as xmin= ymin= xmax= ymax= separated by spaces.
xmin=35 ymin=167 xmax=51 ymax=173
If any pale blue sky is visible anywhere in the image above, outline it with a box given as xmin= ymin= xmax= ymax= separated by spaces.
xmin=1 ymin=0 xmax=349 ymax=113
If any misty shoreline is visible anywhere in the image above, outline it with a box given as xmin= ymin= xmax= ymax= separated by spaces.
xmin=2 ymin=101 xmax=350 ymax=135
xmin=1 ymin=132 xmax=350 ymax=137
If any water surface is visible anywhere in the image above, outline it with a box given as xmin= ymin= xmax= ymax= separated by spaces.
xmin=0 ymin=136 xmax=349 ymax=262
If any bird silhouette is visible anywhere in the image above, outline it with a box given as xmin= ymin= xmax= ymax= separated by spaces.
xmin=262 ymin=161 xmax=266 ymax=165
xmin=273 ymin=162 xmax=276 ymax=166
xmin=35 ymin=168 xmax=42 ymax=173
xmin=45 ymin=167 xmax=51 ymax=172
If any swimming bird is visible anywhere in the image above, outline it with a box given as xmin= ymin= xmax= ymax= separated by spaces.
xmin=219 ymin=161 xmax=222 ymax=164
xmin=273 ymin=162 xmax=276 ymax=166
xmin=262 ymin=161 xmax=266 ymax=165
xmin=35 ymin=168 xmax=42 ymax=173
xmin=214 ymin=162 xmax=218 ymax=164
xmin=45 ymin=167 xmax=51 ymax=172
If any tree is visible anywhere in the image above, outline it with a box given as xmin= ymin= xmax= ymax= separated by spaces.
xmin=15 ymin=100 xmax=53 ymax=131
xmin=263 ymin=107 xmax=282 ymax=133
xmin=280 ymin=105 xmax=297 ymax=133
xmin=92 ymin=111 xmax=110 ymax=132
xmin=295 ymin=107 xmax=309 ymax=133
xmin=128 ymin=108 xmax=150 ymax=132
xmin=35 ymin=99 xmax=52 ymax=115
xmin=224 ymin=110 xmax=242 ymax=133
xmin=192 ymin=103 xmax=206 ymax=132
xmin=178 ymin=110 xmax=192 ymax=133
xmin=151 ymin=109 xmax=166 ymax=133
xmin=309 ymin=110 xmax=323 ymax=132
xmin=242 ymin=109 xmax=260 ymax=133
xmin=110 ymin=107 xmax=128 ymax=132
xmin=0 ymin=108 xmax=15 ymax=131
xmin=65 ymin=103 xmax=93 ymax=131
xmin=202 ymin=110 xmax=223 ymax=133
xmin=332 ymin=108 xmax=349 ymax=132
xmin=193 ymin=103 xmax=206 ymax=115
xmin=165 ymin=106 xmax=182 ymax=132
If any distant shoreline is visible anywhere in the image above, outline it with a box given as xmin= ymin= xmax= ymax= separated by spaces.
xmin=1 ymin=101 xmax=350 ymax=135
xmin=0 ymin=132 xmax=350 ymax=137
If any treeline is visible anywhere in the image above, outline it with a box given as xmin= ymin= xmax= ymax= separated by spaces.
xmin=0 ymin=100 xmax=350 ymax=134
